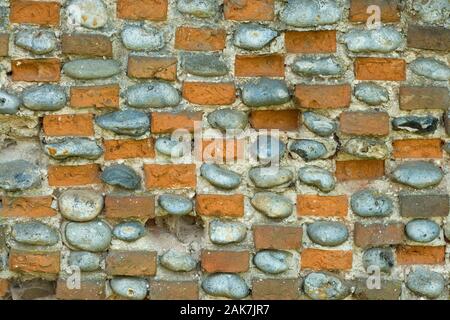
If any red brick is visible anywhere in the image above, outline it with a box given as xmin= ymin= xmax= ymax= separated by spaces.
xmin=295 ymin=84 xmax=351 ymax=109
xmin=104 ymin=138 xmax=155 ymax=160
xmin=349 ymin=0 xmax=400 ymax=22
xmin=175 ymin=27 xmax=226 ymax=51
xmin=249 ymin=110 xmax=300 ymax=131
xmin=297 ymin=195 xmax=348 ymax=217
xmin=224 ymin=0 xmax=274 ymax=21
xmin=196 ymin=194 xmax=244 ymax=218
xmin=201 ymin=250 xmax=249 ymax=273
xmin=235 ymin=54 xmax=284 ymax=77
xmin=144 ymin=164 xmax=196 ymax=189
xmin=407 ymin=25 xmax=450 ymax=51
xmin=393 ymin=139 xmax=442 ymax=159
xmin=301 ymin=249 xmax=353 ymax=271
xmin=127 ymin=56 xmax=177 ymax=81
xmin=399 ymin=86 xmax=449 ymax=111
xmin=336 ymin=160 xmax=385 ymax=181
xmin=70 ymin=85 xmax=120 ymax=109
xmin=0 ymin=34 xmax=9 ymax=57
xmin=56 ymin=277 xmax=105 ymax=300
xmin=11 ymin=58 xmax=60 ymax=82
xmin=0 ymin=279 xmax=9 ymax=298
xmin=182 ymin=82 xmax=236 ymax=105
xmin=285 ymin=31 xmax=336 ymax=53
xmin=104 ymin=195 xmax=155 ymax=220
xmin=10 ymin=0 xmax=60 ymax=26
xmin=117 ymin=0 xmax=168 ymax=21
xmin=355 ymin=58 xmax=406 ymax=81
xmin=61 ymin=34 xmax=112 ymax=57
xmin=397 ymin=246 xmax=446 ymax=265
xmin=340 ymin=111 xmax=390 ymax=136
xmin=43 ymin=114 xmax=94 ymax=137
xmin=151 ymin=111 xmax=202 ymax=134
xmin=354 ymin=222 xmax=404 ymax=248
xmin=0 ymin=196 xmax=56 ymax=218
xmin=9 ymin=250 xmax=60 ymax=274
xmin=47 ymin=164 xmax=101 ymax=187
xmin=149 ymin=281 xmax=199 ymax=300
xmin=106 ymin=250 xmax=157 ymax=276
xmin=252 ymin=279 xmax=299 ymax=300
xmin=253 ymin=225 xmax=302 ymax=250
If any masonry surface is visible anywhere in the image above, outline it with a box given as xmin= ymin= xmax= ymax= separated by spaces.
xmin=0 ymin=0 xmax=449 ymax=300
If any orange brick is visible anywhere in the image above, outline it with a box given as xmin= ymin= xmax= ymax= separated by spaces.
xmin=182 ymin=82 xmax=236 ymax=105
xmin=127 ymin=56 xmax=177 ymax=81
xmin=340 ymin=111 xmax=390 ymax=136
xmin=106 ymin=250 xmax=157 ymax=276
xmin=0 ymin=34 xmax=9 ymax=57
xmin=61 ymin=34 xmax=112 ymax=57
xmin=354 ymin=222 xmax=404 ymax=248
xmin=297 ymin=195 xmax=348 ymax=217
xmin=43 ymin=114 xmax=94 ymax=137
xmin=393 ymin=139 xmax=442 ymax=159
xmin=349 ymin=0 xmax=400 ymax=22
xmin=9 ymin=250 xmax=60 ymax=274
xmin=175 ymin=27 xmax=226 ymax=51
xmin=150 ymin=281 xmax=199 ymax=300
xmin=301 ymin=249 xmax=353 ymax=271
xmin=295 ymin=84 xmax=351 ymax=109
xmin=249 ymin=110 xmax=299 ymax=131
xmin=10 ymin=0 xmax=60 ymax=26
xmin=151 ymin=111 xmax=202 ymax=134
xmin=11 ymin=58 xmax=60 ymax=82
xmin=0 ymin=196 xmax=56 ymax=218
xmin=70 ymin=84 xmax=119 ymax=109
xmin=224 ymin=0 xmax=274 ymax=21
xmin=201 ymin=250 xmax=249 ymax=273
xmin=252 ymin=279 xmax=299 ymax=300
xmin=104 ymin=195 xmax=155 ymax=220
xmin=196 ymin=194 xmax=244 ymax=218
xmin=117 ymin=0 xmax=168 ymax=21
xmin=397 ymin=246 xmax=446 ymax=265
xmin=144 ymin=164 xmax=196 ymax=189
xmin=285 ymin=31 xmax=336 ymax=53
xmin=104 ymin=138 xmax=155 ymax=160
xmin=0 ymin=279 xmax=9 ymax=298
xmin=355 ymin=58 xmax=406 ymax=81
xmin=235 ymin=54 xmax=284 ymax=77
xmin=198 ymin=139 xmax=245 ymax=162
xmin=253 ymin=225 xmax=302 ymax=250
xmin=336 ymin=160 xmax=385 ymax=181
xmin=47 ymin=164 xmax=101 ymax=187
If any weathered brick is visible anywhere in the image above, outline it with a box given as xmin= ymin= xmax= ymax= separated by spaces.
xmin=399 ymin=86 xmax=449 ymax=111
xmin=235 ymin=54 xmax=284 ymax=77
xmin=407 ymin=25 xmax=450 ymax=51
xmin=196 ymin=194 xmax=244 ymax=218
xmin=10 ymin=0 xmax=60 ymax=26
xmin=201 ymin=250 xmax=249 ymax=273
xmin=336 ymin=160 xmax=385 ymax=181
xmin=399 ymin=194 xmax=449 ymax=218
xmin=43 ymin=114 xmax=94 ymax=137
xmin=295 ymin=84 xmax=351 ymax=109
xmin=301 ymin=249 xmax=353 ymax=271
xmin=397 ymin=246 xmax=445 ymax=265
xmin=106 ymin=250 xmax=157 ymax=276
xmin=355 ymin=58 xmax=406 ymax=81
xmin=47 ymin=164 xmax=101 ymax=187
xmin=198 ymin=139 xmax=245 ymax=162
xmin=249 ymin=110 xmax=299 ymax=131
xmin=151 ymin=111 xmax=202 ymax=134
xmin=70 ymin=85 xmax=120 ymax=109
xmin=104 ymin=195 xmax=155 ymax=220
xmin=349 ymin=0 xmax=400 ymax=22
xmin=393 ymin=139 xmax=442 ymax=159
xmin=149 ymin=281 xmax=198 ymax=300
xmin=252 ymin=279 xmax=299 ymax=300
xmin=9 ymin=250 xmax=60 ymax=274
xmin=224 ymin=0 xmax=274 ymax=21
xmin=340 ymin=111 xmax=390 ymax=136
xmin=0 ymin=34 xmax=9 ymax=57
xmin=253 ymin=225 xmax=302 ymax=250
xmin=56 ymin=277 xmax=105 ymax=300
xmin=127 ymin=56 xmax=177 ymax=81
xmin=144 ymin=164 xmax=196 ymax=189
xmin=11 ymin=58 xmax=60 ymax=82
xmin=297 ymin=195 xmax=348 ymax=217
xmin=182 ymin=82 xmax=236 ymax=105
xmin=104 ymin=138 xmax=155 ymax=160
xmin=353 ymin=279 xmax=402 ymax=300
xmin=354 ymin=222 xmax=404 ymax=248
xmin=61 ymin=34 xmax=112 ymax=57
xmin=175 ymin=27 xmax=226 ymax=51
xmin=285 ymin=31 xmax=336 ymax=53
xmin=117 ymin=0 xmax=168 ymax=21
xmin=0 ymin=196 xmax=56 ymax=218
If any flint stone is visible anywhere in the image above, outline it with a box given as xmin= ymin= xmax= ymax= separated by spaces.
xmin=298 ymin=166 xmax=335 ymax=192
xmin=413 ymin=0 xmax=450 ymax=24
xmin=68 ymin=251 xmax=101 ymax=272
xmin=155 ymin=137 xmax=187 ymax=158
xmin=113 ymin=221 xmax=145 ymax=242
xmin=209 ymin=219 xmax=247 ymax=245
xmin=12 ymin=221 xmax=59 ymax=246
xmin=444 ymin=142 xmax=450 ymax=154
xmin=158 ymin=194 xmax=193 ymax=215
xmin=405 ymin=219 xmax=440 ymax=243
xmin=303 ymin=272 xmax=350 ymax=300
xmin=233 ymin=24 xmax=278 ymax=50
xmin=202 ymin=273 xmax=249 ymax=299
xmin=207 ymin=108 xmax=248 ymax=131
xmin=43 ymin=138 xmax=103 ymax=160
xmin=67 ymin=0 xmax=108 ymax=29
xmin=410 ymin=58 xmax=450 ymax=81
xmin=354 ymin=83 xmax=389 ymax=105
xmin=250 ymin=135 xmax=286 ymax=163
xmin=343 ymin=138 xmax=388 ymax=160
xmin=15 ymin=29 xmax=56 ymax=54
xmin=307 ymin=221 xmax=348 ymax=246
xmin=351 ymin=189 xmax=393 ymax=217
xmin=121 ymin=26 xmax=164 ymax=51
xmin=23 ymin=85 xmax=66 ymax=111
xmin=392 ymin=116 xmax=438 ymax=134
xmin=182 ymin=53 xmax=228 ymax=77
xmin=95 ymin=110 xmax=150 ymax=136
xmin=59 ymin=189 xmax=103 ymax=222
xmin=391 ymin=161 xmax=443 ymax=189
xmin=160 ymin=250 xmax=197 ymax=272
xmin=0 ymin=91 xmax=21 ymax=114
xmin=200 ymin=163 xmax=241 ymax=190
xmin=0 ymin=160 xmax=40 ymax=191
xmin=101 ymin=164 xmax=141 ymax=190
xmin=64 ymin=220 xmax=112 ymax=252
xmin=362 ymin=247 xmax=394 ymax=273
xmin=127 ymin=83 xmax=180 ymax=108
xmin=248 ymin=167 xmax=293 ymax=189
xmin=63 ymin=59 xmax=120 ymax=79
xmin=241 ymin=78 xmax=290 ymax=107
xmin=253 ymin=250 xmax=290 ymax=274
xmin=289 ymin=139 xmax=328 ymax=161
xmin=292 ymin=56 xmax=342 ymax=77
xmin=406 ymin=267 xmax=445 ymax=299
xmin=343 ymin=27 xmax=403 ymax=53
xmin=280 ymin=0 xmax=341 ymax=27
xmin=251 ymin=192 xmax=293 ymax=219
xmin=303 ymin=112 xmax=337 ymax=137
xmin=177 ymin=0 xmax=217 ymax=18
xmin=110 ymin=277 xmax=148 ymax=300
